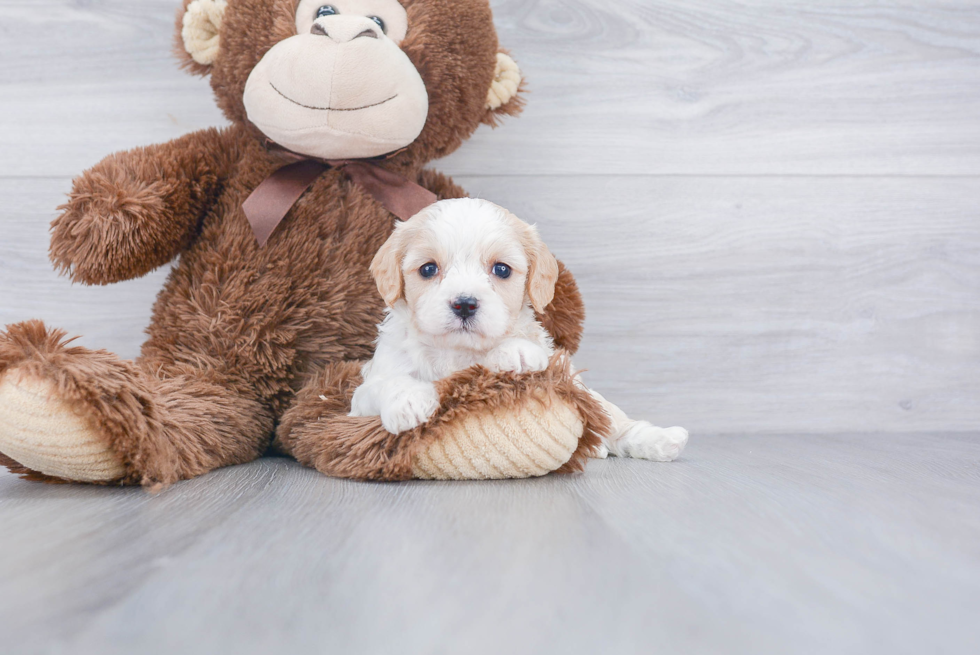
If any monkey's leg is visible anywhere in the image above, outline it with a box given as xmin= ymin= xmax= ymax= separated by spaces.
xmin=273 ymin=361 xmax=420 ymax=481
xmin=275 ymin=356 xmax=611 ymax=481
xmin=0 ymin=321 xmax=273 ymax=487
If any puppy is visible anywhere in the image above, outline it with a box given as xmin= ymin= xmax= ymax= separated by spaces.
xmin=349 ymin=198 xmax=688 ymax=462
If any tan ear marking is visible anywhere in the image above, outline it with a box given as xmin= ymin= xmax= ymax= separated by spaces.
xmin=182 ymin=0 xmax=228 ymax=66
xmin=486 ymin=53 xmax=522 ymax=111
xmin=526 ymin=231 xmax=559 ymax=314
xmin=370 ymin=229 xmax=405 ymax=306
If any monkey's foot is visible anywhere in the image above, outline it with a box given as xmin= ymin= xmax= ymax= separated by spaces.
xmin=0 ymin=370 xmax=126 ymax=483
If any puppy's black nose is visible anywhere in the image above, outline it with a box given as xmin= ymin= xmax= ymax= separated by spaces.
xmin=451 ymin=296 xmax=479 ymax=319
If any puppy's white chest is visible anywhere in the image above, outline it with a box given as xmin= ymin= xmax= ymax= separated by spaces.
xmin=413 ymin=345 xmax=486 ymax=383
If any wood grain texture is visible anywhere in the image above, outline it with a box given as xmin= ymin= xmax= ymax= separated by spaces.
xmin=0 ymin=178 xmax=169 ymax=361
xmin=3 ymin=176 xmax=977 ymax=433
xmin=460 ymin=175 xmax=980 ymax=434
xmin=444 ymin=0 xmax=980 ymax=175
xmin=0 ymin=0 xmax=224 ymax=179
xmin=1 ymin=434 xmax=978 ymax=655
xmin=2 ymin=2 xmax=980 ymax=652
xmin=1 ymin=1 xmax=980 ymax=176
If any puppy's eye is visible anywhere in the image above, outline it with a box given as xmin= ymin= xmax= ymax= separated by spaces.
xmin=492 ymin=263 xmax=512 ymax=279
xmin=316 ymin=5 xmax=338 ymax=18
xmin=368 ymin=15 xmax=386 ymax=33
xmin=419 ymin=263 xmax=439 ymax=279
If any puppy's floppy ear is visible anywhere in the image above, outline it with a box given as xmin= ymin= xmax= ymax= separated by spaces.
xmin=525 ymin=228 xmax=560 ymax=314
xmin=371 ymin=227 xmax=405 ymax=306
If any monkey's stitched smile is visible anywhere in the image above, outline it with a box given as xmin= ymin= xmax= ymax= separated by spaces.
xmin=270 ymin=82 xmax=398 ymax=112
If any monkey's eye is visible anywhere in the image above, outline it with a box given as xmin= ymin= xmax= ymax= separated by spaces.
xmin=316 ymin=5 xmax=338 ymax=18
xmin=492 ymin=263 xmax=512 ymax=279
xmin=419 ymin=263 xmax=439 ymax=279
xmin=368 ymin=16 xmax=386 ymax=33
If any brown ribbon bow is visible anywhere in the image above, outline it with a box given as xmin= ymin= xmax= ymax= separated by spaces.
xmin=242 ymin=152 xmax=437 ymax=247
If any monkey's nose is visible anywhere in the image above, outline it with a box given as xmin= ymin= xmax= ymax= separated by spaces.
xmin=451 ymin=296 xmax=479 ymax=319
xmin=310 ymin=19 xmax=380 ymax=42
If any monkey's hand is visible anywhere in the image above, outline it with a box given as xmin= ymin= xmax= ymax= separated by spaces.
xmin=50 ymin=128 xmax=233 ymax=285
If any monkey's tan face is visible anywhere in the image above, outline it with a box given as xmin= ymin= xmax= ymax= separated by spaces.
xmin=243 ymin=0 xmax=428 ymax=159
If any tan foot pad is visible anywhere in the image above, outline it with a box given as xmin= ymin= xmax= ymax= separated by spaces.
xmin=0 ymin=372 xmax=126 ymax=482
xmin=411 ymin=399 xmax=583 ymax=480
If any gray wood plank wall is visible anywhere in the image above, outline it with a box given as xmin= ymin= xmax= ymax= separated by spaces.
xmin=0 ymin=0 xmax=977 ymax=434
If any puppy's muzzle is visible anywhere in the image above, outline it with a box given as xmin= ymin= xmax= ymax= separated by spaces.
xmin=451 ymin=296 xmax=479 ymax=319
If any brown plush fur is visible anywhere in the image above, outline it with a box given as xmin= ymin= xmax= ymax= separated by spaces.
xmin=0 ymin=320 xmax=273 ymax=487
xmin=275 ymin=353 xmax=608 ymax=481
xmin=0 ymin=0 xmax=587 ymax=486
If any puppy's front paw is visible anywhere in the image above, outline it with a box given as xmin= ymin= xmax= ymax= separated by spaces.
xmin=380 ymin=384 xmax=440 ymax=434
xmin=485 ymin=339 xmax=550 ymax=374
xmin=611 ymin=423 xmax=689 ymax=462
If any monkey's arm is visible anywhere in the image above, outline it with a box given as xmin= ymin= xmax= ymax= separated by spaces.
xmin=418 ymin=169 xmax=586 ymax=354
xmin=50 ymin=127 xmax=237 ymax=285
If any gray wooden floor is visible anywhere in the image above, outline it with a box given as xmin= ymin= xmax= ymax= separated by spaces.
xmin=1 ymin=1 xmax=979 ymax=653
xmin=1 ymin=434 xmax=978 ymax=654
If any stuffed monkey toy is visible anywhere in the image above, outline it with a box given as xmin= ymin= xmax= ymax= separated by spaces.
xmin=0 ymin=0 xmax=607 ymax=487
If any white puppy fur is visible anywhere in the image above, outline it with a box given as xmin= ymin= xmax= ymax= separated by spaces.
xmin=349 ymin=198 xmax=688 ymax=461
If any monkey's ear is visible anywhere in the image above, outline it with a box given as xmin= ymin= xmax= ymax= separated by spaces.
xmin=482 ymin=53 xmax=526 ymax=126
xmin=177 ymin=0 xmax=228 ymax=74
xmin=371 ymin=229 xmax=406 ymax=307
